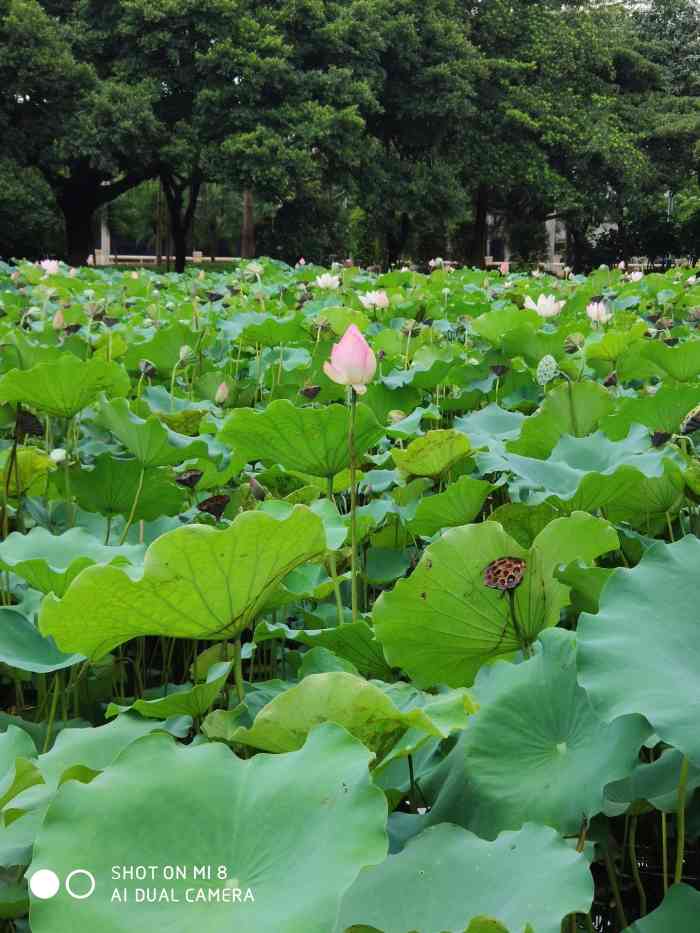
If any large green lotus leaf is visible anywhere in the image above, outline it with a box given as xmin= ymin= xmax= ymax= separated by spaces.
xmin=56 ymin=454 xmax=187 ymax=520
xmin=254 ymin=620 xmax=394 ymax=680
xmin=0 ymin=356 xmax=129 ymax=417
xmin=408 ymin=475 xmax=492 ymax=537
xmin=96 ymin=396 xmax=210 ymax=467
xmin=578 ymin=536 xmax=700 ymax=767
xmin=5 ymin=713 xmax=191 ymax=826
xmin=29 ymin=725 xmax=388 ymax=933
xmin=39 ymin=506 xmax=327 ymax=659
xmin=106 ymin=661 xmax=233 ymax=721
xmin=603 ymin=459 xmax=686 ymax=532
xmin=392 ymin=430 xmax=471 ymax=477
xmin=0 ymin=609 xmax=83 ymax=672
xmin=600 ymin=384 xmax=700 ymax=440
xmin=641 ymin=340 xmax=700 ymax=381
xmin=457 ymin=629 xmax=648 ymax=837
xmin=123 ymin=320 xmax=197 ymax=375
xmin=0 ymin=447 xmax=53 ymax=497
xmin=373 ymin=513 xmax=617 ymax=688
xmin=625 ymin=884 xmax=700 ymax=931
xmin=470 ymin=306 xmax=541 ymax=344
xmin=605 ymin=748 xmax=700 ymax=816
xmin=336 ymin=821 xmax=592 ymax=933
xmin=507 ymin=382 xmax=615 ymax=459
xmin=487 ymin=502 xmax=558 ymax=548
xmin=203 ymin=671 xmax=473 ymax=757
xmin=0 ymin=527 xmax=145 ymax=596
xmin=454 ymin=403 xmax=525 ymax=451
xmin=219 ymin=399 xmax=384 ymax=477
xmin=479 ymin=424 xmax=682 ymax=507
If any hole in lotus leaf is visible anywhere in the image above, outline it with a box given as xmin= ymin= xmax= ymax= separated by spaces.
xmin=483 ymin=557 xmax=526 ymax=591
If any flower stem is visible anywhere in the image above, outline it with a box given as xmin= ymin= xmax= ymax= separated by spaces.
xmin=349 ymin=390 xmax=359 ymax=623
xmin=118 ymin=465 xmax=145 ymax=545
xmin=675 ymin=755 xmax=690 ymax=884
xmin=603 ymin=848 xmax=628 ymax=931
xmin=327 ymin=475 xmax=345 ymax=627
xmin=629 ymin=814 xmax=647 ymax=916
xmin=233 ymin=638 xmax=245 ymax=705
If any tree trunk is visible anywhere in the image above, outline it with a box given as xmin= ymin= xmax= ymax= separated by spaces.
xmin=467 ymin=184 xmax=489 ymax=268
xmin=161 ymin=172 xmax=202 ymax=274
xmin=60 ymin=197 xmax=97 ymax=267
xmin=241 ymin=189 xmax=255 ymax=258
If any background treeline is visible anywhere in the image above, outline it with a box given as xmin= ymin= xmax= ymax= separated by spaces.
xmin=1 ymin=0 xmax=699 ymax=270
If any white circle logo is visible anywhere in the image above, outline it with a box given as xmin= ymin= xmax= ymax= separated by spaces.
xmin=29 ymin=869 xmax=61 ymax=900
xmin=65 ymin=869 xmax=96 ymax=900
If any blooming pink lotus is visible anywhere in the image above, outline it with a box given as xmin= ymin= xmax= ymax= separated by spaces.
xmin=40 ymin=259 xmax=59 ymax=275
xmin=586 ymin=301 xmax=611 ymax=324
xmin=524 ymin=294 xmax=565 ymax=318
xmin=359 ymin=290 xmax=389 ymax=310
xmin=323 ymin=324 xmax=376 ymax=395
xmin=499 ymin=261 xmax=509 ymax=275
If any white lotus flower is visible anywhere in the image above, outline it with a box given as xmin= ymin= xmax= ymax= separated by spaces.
xmin=524 ymin=294 xmax=565 ymax=318
xmin=358 ymin=290 xmax=389 ymax=310
xmin=688 ymin=276 xmax=697 ymax=285
xmin=314 ymin=273 xmax=340 ymax=289
xmin=586 ymin=301 xmax=612 ymax=324
xmin=428 ymin=257 xmax=443 ymax=269
xmin=49 ymin=448 xmax=67 ymax=464
xmin=629 ymin=271 xmax=644 ymax=282
xmin=618 ymin=260 xmax=626 ymax=270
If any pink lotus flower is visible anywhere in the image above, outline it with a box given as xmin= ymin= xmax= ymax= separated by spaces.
xmin=323 ymin=324 xmax=376 ymax=395
xmin=524 ymin=294 xmax=565 ymax=318
xmin=40 ymin=259 xmax=59 ymax=275
xmin=499 ymin=261 xmax=509 ymax=275
xmin=314 ymin=272 xmax=340 ymax=289
xmin=359 ymin=290 xmax=389 ymax=310
xmin=617 ymin=260 xmax=626 ymax=270
xmin=214 ymin=381 xmax=229 ymax=404
xmin=297 ymin=257 xmax=306 ymax=266
xmin=586 ymin=301 xmax=611 ymax=324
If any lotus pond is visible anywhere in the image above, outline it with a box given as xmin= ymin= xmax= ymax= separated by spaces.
xmin=0 ymin=258 xmax=699 ymax=932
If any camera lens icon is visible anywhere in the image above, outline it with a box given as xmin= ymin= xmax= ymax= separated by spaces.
xmin=29 ymin=869 xmax=96 ymax=900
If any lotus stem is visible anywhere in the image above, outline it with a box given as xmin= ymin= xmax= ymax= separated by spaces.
xmin=661 ymin=811 xmax=668 ymax=893
xmin=233 ymin=638 xmax=245 ymax=705
xmin=349 ymin=389 xmax=359 ymax=624
xmin=42 ymin=672 xmax=61 ymax=753
xmin=629 ymin=815 xmax=647 ymax=916
xmin=674 ymin=755 xmax=690 ymax=884
xmin=603 ymin=848 xmax=627 ymax=931
xmin=326 ymin=476 xmax=345 ymax=626
xmin=118 ymin=465 xmax=145 ymax=545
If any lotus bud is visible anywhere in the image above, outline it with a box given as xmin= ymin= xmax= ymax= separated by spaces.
xmin=249 ymin=477 xmax=267 ymax=501
xmin=214 ymin=381 xmax=229 ymax=405
xmin=618 ymin=260 xmax=626 ymax=270
xmin=178 ymin=344 xmax=193 ymax=364
xmin=323 ymin=324 xmax=377 ymax=395
xmin=49 ymin=448 xmax=67 ymax=464
xmin=52 ymin=308 xmax=65 ymax=330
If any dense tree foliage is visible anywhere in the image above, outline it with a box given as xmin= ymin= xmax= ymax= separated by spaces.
xmin=0 ymin=0 xmax=699 ymax=268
